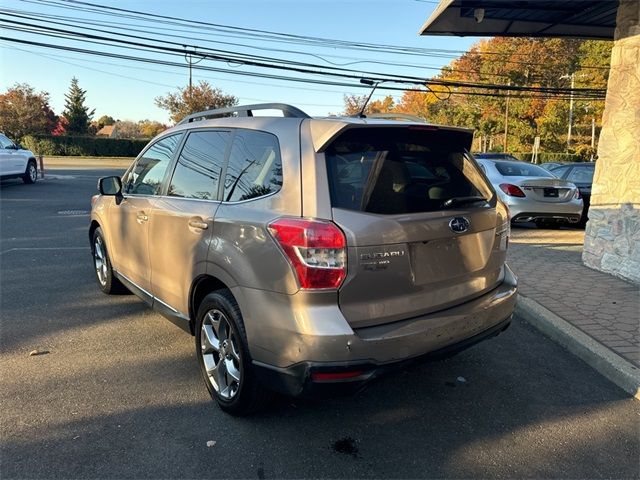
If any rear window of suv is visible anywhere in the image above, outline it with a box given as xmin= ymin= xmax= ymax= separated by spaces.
xmin=325 ymin=127 xmax=493 ymax=215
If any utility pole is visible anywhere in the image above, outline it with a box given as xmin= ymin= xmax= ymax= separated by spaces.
xmin=503 ymin=80 xmax=510 ymax=153
xmin=184 ymin=47 xmax=203 ymax=99
xmin=567 ymin=72 xmax=575 ymax=150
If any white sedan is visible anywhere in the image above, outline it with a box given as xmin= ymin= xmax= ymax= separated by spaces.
xmin=0 ymin=133 xmax=38 ymax=184
xmin=475 ymin=156 xmax=583 ymax=228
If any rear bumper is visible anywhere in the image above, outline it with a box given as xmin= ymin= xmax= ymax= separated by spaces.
xmin=511 ymin=211 xmax=582 ymax=223
xmin=505 ymin=197 xmax=583 ymax=223
xmin=253 ymin=316 xmax=512 ymax=397
xmin=248 ymin=264 xmax=518 ymax=397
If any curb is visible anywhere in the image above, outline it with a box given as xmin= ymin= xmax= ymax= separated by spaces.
xmin=516 ymin=295 xmax=640 ymax=400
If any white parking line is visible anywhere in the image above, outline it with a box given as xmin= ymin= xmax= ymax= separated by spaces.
xmin=0 ymin=247 xmax=90 ymax=255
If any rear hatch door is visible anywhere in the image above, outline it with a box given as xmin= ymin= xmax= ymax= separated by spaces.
xmin=324 ymin=126 xmax=509 ymax=329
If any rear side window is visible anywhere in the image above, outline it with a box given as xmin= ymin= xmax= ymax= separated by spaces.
xmin=223 ymin=130 xmax=283 ymax=202
xmin=325 ymin=127 xmax=493 ymax=215
xmin=566 ymin=166 xmax=594 ymax=183
xmin=124 ymin=134 xmax=182 ymax=195
xmin=494 ymin=161 xmax=554 ymax=178
xmin=168 ymin=130 xmax=229 ymax=200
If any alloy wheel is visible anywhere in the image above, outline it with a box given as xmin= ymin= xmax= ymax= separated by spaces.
xmin=93 ymin=236 xmax=108 ymax=286
xmin=200 ymin=309 xmax=242 ymax=399
xmin=28 ymin=164 xmax=37 ymax=182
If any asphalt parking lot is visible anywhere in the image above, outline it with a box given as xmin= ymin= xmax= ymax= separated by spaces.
xmin=1 ymin=169 xmax=639 ymax=479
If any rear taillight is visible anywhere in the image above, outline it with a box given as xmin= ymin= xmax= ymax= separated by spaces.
xmin=575 ymin=189 xmax=582 ymax=199
xmin=268 ymin=218 xmax=347 ymax=289
xmin=499 ymin=183 xmax=526 ymax=197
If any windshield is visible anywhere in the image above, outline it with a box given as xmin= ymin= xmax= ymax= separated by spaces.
xmin=325 ymin=127 xmax=494 ymax=215
xmin=494 ymin=161 xmax=555 ymax=178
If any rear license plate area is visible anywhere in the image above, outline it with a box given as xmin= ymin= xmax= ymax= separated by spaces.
xmin=544 ymin=188 xmax=559 ymax=197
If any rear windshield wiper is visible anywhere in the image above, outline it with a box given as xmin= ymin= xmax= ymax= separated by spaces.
xmin=442 ymin=196 xmax=487 ymax=208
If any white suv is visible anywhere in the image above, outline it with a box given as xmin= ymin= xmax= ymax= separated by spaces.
xmin=0 ymin=133 xmax=38 ymax=184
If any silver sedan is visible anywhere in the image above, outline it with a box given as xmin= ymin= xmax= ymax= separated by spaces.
xmin=475 ymin=158 xmax=583 ymax=228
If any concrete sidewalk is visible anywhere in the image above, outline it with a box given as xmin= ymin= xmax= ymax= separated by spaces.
xmin=42 ymin=156 xmax=133 ymax=170
xmin=508 ymin=225 xmax=639 ymax=398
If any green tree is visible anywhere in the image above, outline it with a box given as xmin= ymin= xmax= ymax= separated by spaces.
xmin=63 ymin=77 xmax=94 ymax=135
xmin=155 ymin=81 xmax=238 ymax=124
xmin=138 ymin=119 xmax=167 ymax=138
xmin=343 ymin=94 xmax=396 ymax=116
xmin=391 ymin=37 xmax=611 ymax=153
xmin=96 ymin=115 xmax=116 ymax=128
xmin=0 ymin=83 xmax=57 ymax=139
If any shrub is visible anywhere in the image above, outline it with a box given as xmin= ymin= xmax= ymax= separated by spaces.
xmin=21 ymin=134 xmax=148 ymax=157
xmin=571 ymin=144 xmax=597 ymax=162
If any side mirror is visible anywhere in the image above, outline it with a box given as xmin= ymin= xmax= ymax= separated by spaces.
xmin=98 ymin=176 xmax=123 ymax=204
xmin=15 ymin=144 xmax=23 ymax=150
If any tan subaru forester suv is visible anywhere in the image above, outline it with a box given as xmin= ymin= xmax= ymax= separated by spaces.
xmin=90 ymin=104 xmax=517 ymax=415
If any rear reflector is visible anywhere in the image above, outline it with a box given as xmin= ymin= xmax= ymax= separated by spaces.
xmin=268 ymin=218 xmax=347 ymax=289
xmin=499 ymin=183 xmax=526 ymax=197
xmin=311 ymin=371 xmax=364 ymax=381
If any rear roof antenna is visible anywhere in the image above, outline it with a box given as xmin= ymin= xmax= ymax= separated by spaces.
xmin=356 ymin=78 xmax=381 ymax=118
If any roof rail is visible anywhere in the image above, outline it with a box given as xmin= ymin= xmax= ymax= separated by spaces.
xmin=177 ymin=103 xmax=310 ymax=125
xmin=367 ymin=113 xmax=427 ymax=123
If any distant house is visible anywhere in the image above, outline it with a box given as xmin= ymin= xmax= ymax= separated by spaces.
xmin=96 ymin=125 xmax=116 ymax=137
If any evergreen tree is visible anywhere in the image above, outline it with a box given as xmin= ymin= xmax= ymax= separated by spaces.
xmin=63 ymin=77 xmax=94 ymax=135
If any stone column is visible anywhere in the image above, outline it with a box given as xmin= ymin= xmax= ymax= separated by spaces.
xmin=582 ymin=1 xmax=640 ymax=284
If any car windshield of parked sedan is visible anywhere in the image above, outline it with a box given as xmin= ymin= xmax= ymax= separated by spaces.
xmin=494 ymin=161 xmax=555 ymax=178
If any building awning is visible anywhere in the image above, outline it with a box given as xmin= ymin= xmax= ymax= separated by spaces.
xmin=419 ymin=0 xmax=618 ymax=39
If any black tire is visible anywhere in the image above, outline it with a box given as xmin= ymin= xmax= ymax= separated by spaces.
xmin=91 ymin=227 xmax=126 ymax=294
xmin=195 ymin=289 xmax=273 ymax=416
xmin=22 ymin=160 xmax=37 ymax=184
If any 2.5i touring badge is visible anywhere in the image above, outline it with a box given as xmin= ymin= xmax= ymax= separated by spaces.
xmin=360 ymin=250 xmax=406 ymax=270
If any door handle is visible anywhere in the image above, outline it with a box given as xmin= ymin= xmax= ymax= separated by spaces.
xmin=136 ymin=211 xmax=148 ymax=223
xmin=188 ymin=218 xmax=209 ymax=230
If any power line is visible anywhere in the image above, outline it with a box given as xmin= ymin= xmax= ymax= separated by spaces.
xmin=0 ymin=35 xmax=606 ymax=101
xmin=0 ymin=17 xmax=607 ymax=99
xmin=18 ymin=0 xmax=612 ymax=70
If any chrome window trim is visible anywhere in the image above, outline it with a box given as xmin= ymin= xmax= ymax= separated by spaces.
xmin=219 ymin=189 xmax=280 ymax=205
xmin=155 ymin=195 xmax=221 ymax=205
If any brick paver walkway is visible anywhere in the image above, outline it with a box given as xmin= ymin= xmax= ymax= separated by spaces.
xmin=508 ymin=226 xmax=640 ymax=367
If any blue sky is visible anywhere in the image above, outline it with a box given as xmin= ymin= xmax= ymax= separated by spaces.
xmin=0 ymin=0 xmax=480 ymax=123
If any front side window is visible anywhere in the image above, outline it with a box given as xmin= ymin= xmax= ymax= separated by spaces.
xmin=168 ymin=130 xmax=229 ymax=200
xmin=325 ymin=127 xmax=493 ymax=215
xmin=123 ymin=134 xmax=182 ymax=195
xmin=223 ymin=130 xmax=283 ymax=202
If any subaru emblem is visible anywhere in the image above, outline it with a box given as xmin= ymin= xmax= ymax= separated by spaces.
xmin=449 ymin=217 xmax=470 ymax=233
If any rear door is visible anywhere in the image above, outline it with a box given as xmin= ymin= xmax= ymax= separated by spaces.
xmin=324 ymin=127 xmax=509 ymax=329
xmin=148 ymin=129 xmax=230 ymax=315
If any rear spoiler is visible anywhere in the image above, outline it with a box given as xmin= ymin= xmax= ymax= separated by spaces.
xmin=308 ymin=120 xmax=474 ymax=153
